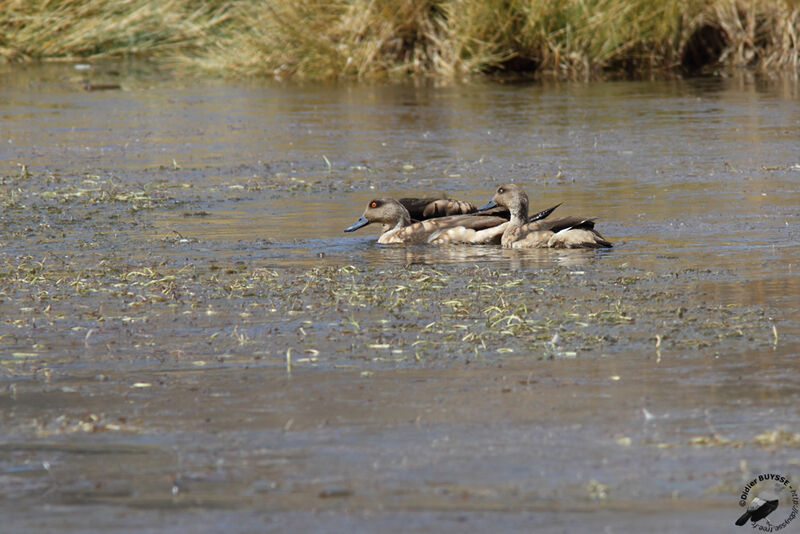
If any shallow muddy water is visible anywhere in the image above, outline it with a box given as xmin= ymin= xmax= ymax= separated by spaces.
xmin=1 ymin=63 xmax=799 ymax=532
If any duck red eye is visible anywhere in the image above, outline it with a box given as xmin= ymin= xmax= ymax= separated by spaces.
xmin=371 ymin=202 xmax=378 ymax=208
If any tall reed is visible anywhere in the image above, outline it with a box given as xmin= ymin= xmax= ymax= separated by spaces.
xmin=2 ymin=0 xmax=798 ymax=79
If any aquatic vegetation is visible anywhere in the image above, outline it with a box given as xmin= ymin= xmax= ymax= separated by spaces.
xmin=0 ymin=169 xmax=782 ymax=374
xmin=1 ymin=0 xmax=798 ymax=79
xmin=686 ymin=427 xmax=800 ymax=449
xmin=0 ymin=239 xmax=781 ymax=384
xmin=1 ymin=160 xmax=798 ymax=531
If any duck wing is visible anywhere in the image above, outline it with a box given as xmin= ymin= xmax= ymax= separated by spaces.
xmin=527 ymin=216 xmax=597 ymax=233
xmin=400 ymin=198 xmax=560 ymax=223
xmin=426 ymin=215 xmax=509 ymax=245
xmin=399 ymin=198 xmax=477 ymax=220
xmin=538 ymin=217 xmax=613 ymax=248
xmin=450 ymin=214 xmax=506 ymax=229
xmin=529 ymin=203 xmax=562 ymax=223
xmin=385 ymin=214 xmax=507 ymax=244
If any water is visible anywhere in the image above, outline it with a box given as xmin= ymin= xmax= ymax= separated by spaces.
xmin=1 ymin=63 xmax=799 ymax=532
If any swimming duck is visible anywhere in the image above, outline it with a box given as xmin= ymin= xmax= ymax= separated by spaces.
xmin=478 ymin=183 xmax=613 ymax=248
xmin=344 ymin=197 xmax=507 ymax=244
xmin=427 ymin=198 xmax=563 ymax=245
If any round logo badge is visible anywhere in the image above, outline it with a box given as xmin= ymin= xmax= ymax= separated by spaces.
xmin=735 ymin=474 xmax=798 ymax=530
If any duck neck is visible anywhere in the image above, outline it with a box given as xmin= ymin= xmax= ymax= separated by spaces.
xmin=508 ymin=196 xmax=529 ymax=226
xmin=386 ymin=206 xmax=412 ymax=232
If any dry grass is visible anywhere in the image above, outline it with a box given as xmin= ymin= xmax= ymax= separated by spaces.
xmin=1 ymin=0 xmax=798 ymax=79
xmin=0 ymin=0 xmax=235 ymax=62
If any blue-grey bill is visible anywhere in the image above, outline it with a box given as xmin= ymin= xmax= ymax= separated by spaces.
xmin=344 ymin=215 xmax=370 ymax=232
xmin=478 ymin=200 xmax=497 ymax=211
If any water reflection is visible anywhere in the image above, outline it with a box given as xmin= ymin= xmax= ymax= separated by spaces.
xmin=358 ymin=243 xmax=607 ymax=268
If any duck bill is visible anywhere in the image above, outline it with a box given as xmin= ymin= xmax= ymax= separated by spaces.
xmin=478 ymin=200 xmax=497 ymax=211
xmin=344 ymin=215 xmax=370 ymax=232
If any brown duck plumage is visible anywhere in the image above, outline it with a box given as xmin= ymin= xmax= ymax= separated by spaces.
xmin=345 ymin=198 xmax=507 ymax=244
xmin=480 ymin=184 xmax=612 ymax=249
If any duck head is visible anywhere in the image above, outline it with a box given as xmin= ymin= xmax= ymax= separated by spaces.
xmin=479 ymin=183 xmax=529 ymax=221
xmin=344 ymin=198 xmax=411 ymax=233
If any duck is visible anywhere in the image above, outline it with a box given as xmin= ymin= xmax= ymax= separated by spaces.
xmin=477 ymin=183 xmax=612 ymax=249
xmin=427 ymin=196 xmax=563 ymax=246
xmin=344 ymin=197 xmax=507 ymax=244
